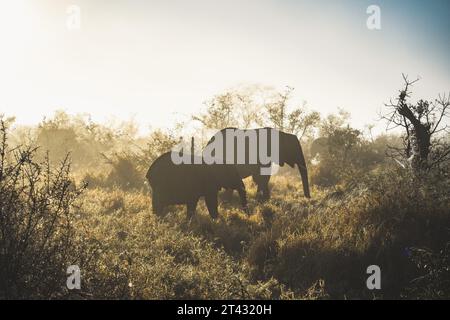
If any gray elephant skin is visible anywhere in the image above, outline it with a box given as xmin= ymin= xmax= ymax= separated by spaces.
xmin=205 ymin=127 xmax=310 ymax=200
xmin=146 ymin=152 xmax=247 ymax=218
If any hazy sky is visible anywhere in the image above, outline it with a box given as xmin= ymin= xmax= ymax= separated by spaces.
xmin=0 ymin=0 xmax=449 ymax=134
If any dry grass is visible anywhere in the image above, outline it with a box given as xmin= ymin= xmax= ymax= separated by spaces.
xmin=63 ymin=169 xmax=449 ymax=299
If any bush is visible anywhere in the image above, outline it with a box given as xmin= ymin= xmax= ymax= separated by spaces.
xmin=246 ymin=166 xmax=450 ymax=299
xmin=0 ymin=119 xmax=86 ymax=299
xmin=81 ymin=153 xmax=146 ymax=191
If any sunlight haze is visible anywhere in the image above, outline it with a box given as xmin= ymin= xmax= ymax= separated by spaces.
xmin=0 ymin=0 xmax=449 ymax=134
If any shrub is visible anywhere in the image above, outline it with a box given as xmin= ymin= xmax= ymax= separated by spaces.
xmin=0 ymin=119 xmax=86 ymax=299
xmin=247 ymin=166 xmax=450 ymax=299
xmin=81 ymin=153 xmax=145 ymax=191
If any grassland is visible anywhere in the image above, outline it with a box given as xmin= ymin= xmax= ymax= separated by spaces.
xmin=65 ymin=170 xmax=449 ymax=300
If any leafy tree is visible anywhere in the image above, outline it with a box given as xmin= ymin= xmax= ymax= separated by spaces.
xmin=311 ymin=111 xmax=385 ymax=187
xmin=35 ymin=110 xmax=140 ymax=169
xmin=265 ymin=86 xmax=320 ymax=139
xmin=193 ymin=85 xmax=269 ymax=130
xmin=193 ymin=92 xmax=238 ymax=129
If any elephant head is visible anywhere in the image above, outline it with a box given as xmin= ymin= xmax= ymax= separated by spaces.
xmin=279 ymin=131 xmax=311 ymax=198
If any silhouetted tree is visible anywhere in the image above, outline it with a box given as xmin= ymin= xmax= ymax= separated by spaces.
xmin=383 ymin=75 xmax=450 ymax=171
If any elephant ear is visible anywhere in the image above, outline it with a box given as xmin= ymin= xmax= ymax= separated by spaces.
xmin=211 ymin=164 xmax=241 ymax=190
xmin=226 ymin=165 xmax=244 ymax=189
xmin=279 ymin=132 xmax=297 ymax=168
xmin=207 ymin=164 xmax=225 ymax=189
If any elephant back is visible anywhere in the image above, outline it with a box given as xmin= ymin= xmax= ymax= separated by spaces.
xmin=147 ymin=152 xmax=215 ymax=199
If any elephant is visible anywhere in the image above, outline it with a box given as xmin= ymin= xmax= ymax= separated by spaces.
xmin=146 ymin=152 xmax=247 ymax=219
xmin=203 ymin=127 xmax=310 ymax=200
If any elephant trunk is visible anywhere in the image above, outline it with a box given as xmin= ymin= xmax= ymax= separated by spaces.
xmin=297 ymin=152 xmax=311 ymax=198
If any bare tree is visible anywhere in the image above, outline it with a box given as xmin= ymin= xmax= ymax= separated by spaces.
xmin=383 ymin=74 xmax=450 ymax=171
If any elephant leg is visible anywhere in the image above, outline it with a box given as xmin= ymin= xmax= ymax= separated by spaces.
xmin=236 ymin=181 xmax=248 ymax=214
xmin=152 ymin=191 xmax=164 ymax=216
xmin=252 ymin=174 xmax=271 ymax=201
xmin=186 ymin=198 xmax=199 ymax=220
xmin=205 ymin=191 xmax=219 ymax=219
